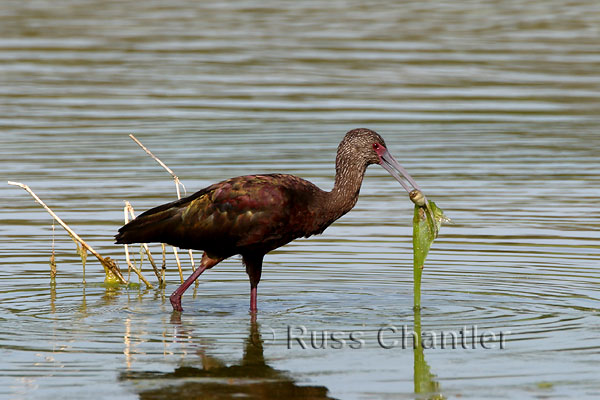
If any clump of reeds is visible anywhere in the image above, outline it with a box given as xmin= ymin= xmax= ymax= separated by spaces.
xmin=8 ymin=134 xmax=197 ymax=288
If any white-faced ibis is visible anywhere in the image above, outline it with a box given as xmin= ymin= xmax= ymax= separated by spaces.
xmin=115 ymin=128 xmax=423 ymax=312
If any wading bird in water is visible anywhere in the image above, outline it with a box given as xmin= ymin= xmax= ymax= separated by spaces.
xmin=115 ymin=128 xmax=424 ymax=313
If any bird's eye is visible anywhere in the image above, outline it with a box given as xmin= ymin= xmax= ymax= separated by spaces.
xmin=372 ymin=143 xmax=380 ymax=150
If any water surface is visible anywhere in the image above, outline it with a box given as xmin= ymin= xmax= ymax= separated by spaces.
xmin=1 ymin=1 xmax=600 ymax=399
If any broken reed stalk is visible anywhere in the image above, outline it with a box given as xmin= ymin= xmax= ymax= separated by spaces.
xmin=8 ymin=181 xmax=126 ymax=284
xmin=129 ymin=134 xmax=196 ymax=282
xmin=124 ymin=202 xmax=163 ymax=286
xmin=122 ymin=203 xmax=154 ymax=288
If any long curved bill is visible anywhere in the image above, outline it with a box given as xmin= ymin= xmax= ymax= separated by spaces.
xmin=377 ymin=146 xmax=438 ymax=236
xmin=377 ymin=147 xmax=422 ymax=195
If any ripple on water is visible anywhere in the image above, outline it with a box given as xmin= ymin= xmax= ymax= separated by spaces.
xmin=1 ymin=0 xmax=600 ymax=398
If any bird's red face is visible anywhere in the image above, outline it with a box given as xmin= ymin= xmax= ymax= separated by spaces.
xmin=372 ymin=142 xmax=422 ymax=194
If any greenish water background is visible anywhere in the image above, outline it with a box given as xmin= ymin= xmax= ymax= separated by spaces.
xmin=1 ymin=1 xmax=599 ymax=399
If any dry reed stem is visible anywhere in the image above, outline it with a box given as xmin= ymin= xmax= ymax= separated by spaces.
xmin=123 ymin=206 xmax=133 ymax=278
xmin=172 ymin=247 xmax=184 ymax=283
xmin=129 ymin=134 xmax=195 ymax=281
xmin=71 ymin=234 xmax=88 ymax=284
xmin=173 ymin=248 xmax=184 ymax=283
xmin=125 ymin=202 xmax=163 ymax=285
xmin=161 ymin=244 xmax=166 ymax=282
xmin=122 ymin=203 xmax=153 ymax=288
xmin=128 ymin=134 xmax=187 ymax=197
xmin=81 ymin=247 xmax=86 ymax=284
xmin=8 ymin=181 xmax=126 ymax=284
xmin=129 ymin=135 xmax=181 ymax=183
xmin=50 ymin=221 xmax=57 ymax=280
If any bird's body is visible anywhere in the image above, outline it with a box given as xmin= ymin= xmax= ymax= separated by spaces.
xmin=116 ymin=128 xmax=423 ymax=312
xmin=117 ymin=173 xmax=349 ymax=258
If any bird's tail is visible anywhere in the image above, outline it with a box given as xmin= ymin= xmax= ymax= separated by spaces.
xmin=114 ymin=199 xmax=182 ymax=245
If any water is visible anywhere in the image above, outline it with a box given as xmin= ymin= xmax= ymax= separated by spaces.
xmin=1 ymin=1 xmax=600 ymax=399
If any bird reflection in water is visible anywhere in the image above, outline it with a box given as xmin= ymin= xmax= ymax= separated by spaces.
xmin=120 ymin=314 xmax=336 ymax=400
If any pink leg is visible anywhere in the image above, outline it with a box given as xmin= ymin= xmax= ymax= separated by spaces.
xmin=250 ymin=286 xmax=258 ymax=313
xmin=170 ymin=252 xmax=221 ymax=312
xmin=243 ymin=253 xmax=263 ymax=313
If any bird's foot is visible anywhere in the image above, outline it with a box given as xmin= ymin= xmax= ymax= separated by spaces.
xmin=170 ymin=293 xmax=183 ymax=312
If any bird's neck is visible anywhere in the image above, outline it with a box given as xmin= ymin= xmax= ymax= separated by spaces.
xmin=322 ymin=153 xmax=368 ymax=222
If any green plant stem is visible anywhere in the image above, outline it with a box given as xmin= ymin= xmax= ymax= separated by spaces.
xmin=414 ymin=264 xmax=422 ymax=310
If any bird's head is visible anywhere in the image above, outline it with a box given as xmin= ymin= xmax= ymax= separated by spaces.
xmin=341 ymin=128 xmax=423 ymax=194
